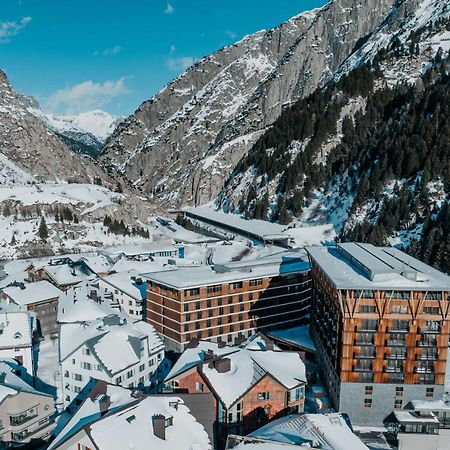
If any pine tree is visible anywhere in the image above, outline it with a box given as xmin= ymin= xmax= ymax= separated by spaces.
xmin=38 ymin=216 xmax=49 ymax=241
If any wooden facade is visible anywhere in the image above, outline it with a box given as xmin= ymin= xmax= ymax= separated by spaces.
xmin=310 ymin=258 xmax=450 ymax=387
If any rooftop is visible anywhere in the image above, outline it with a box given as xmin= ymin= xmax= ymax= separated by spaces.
xmin=144 ymin=251 xmax=309 ymax=289
xmin=44 ymin=262 xmax=96 ymax=286
xmin=249 ymin=413 xmax=369 ymax=450
xmin=50 ymin=381 xmax=211 ymax=450
xmin=101 ymin=270 xmax=147 ymax=301
xmin=0 ymin=310 xmax=34 ymax=348
xmin=2 ymin=280 xmax=62 ymax=305
xmin=306 ymin=243 xmax=450 ymax=291
xmin=267 ymin=325 xmax=316 ymax=353
xmin=166 ymin=337 xmax=306 ymax=408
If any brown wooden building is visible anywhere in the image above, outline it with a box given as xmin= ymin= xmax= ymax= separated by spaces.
xmin=144 ymin=252 xmax=311 ymax=352
xmin=307 ymin=243 xmax=450 ymax=426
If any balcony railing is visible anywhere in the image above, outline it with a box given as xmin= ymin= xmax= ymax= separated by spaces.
xmin=10 ymin=412 xmax=38 ymax=426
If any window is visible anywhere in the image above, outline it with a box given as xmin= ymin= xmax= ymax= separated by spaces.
xmin=258 ymin=392 xmax=270 ymax=401
xmin=394 ymin=399 xmax=402 ymax=409
xmin=395 ymin=387 xmax=403 ymax=397
xmin=185 ymin=288 xmax=200 ymax=296
xmin=127 ymin=370 xmax=134 ymax=379
xmin=426 ymin=388 xmax=434 ymax=398
xmin=196 ymin=381 xmax=204 ymax=392
xmin=249 ymin=278 xmax=263 ymax=287
xmin=83 ymin=348 xmax=90 ymax=356
xmin=230 ymin=282 xmax=243 ymax=289
xmin=82 ymin=362 xmax=92 ymax=370
xmin=364 ymin=398 xmax=372 ymax=408
xmin=115 ymin=376 xmax=122 ymax=385
xmin=248 ymin=293 xmax=253 ymax=301
xmin=207 ymin=285 xmax=222 ymax=294
xmin=139 ymin=364 xmax=145 ymax=372
xmin=364 ymin=386 xmax=373 ymax=396
xmin=74 ymin=373 xmax=82 ymax=381
xmin=423 ymin=306 xmax=440 ymax=315
xmin=359 ymin=305 xmax=376 ymax=313
xmin=74 ymin=386 xmax=81 ymax=393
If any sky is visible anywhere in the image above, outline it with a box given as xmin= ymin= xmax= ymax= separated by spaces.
xmin=1 ymin=0 xmax=327 ymax=117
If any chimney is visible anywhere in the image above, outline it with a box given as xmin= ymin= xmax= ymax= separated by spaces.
xmin=153 ymin=414 xmax=166 ymax=440
xmin=214 ymin=357 xmax=231 ymax=373
xmin=217 ymin=340 xmax=226 ymax=348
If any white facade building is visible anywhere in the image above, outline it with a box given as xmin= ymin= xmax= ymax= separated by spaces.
xmin=59 ymin=316 xmax=165 ymax=410
xmin=0 ymin=306 xmax=36 ymax=375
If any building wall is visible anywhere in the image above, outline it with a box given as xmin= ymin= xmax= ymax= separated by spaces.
xmin=97 ymin=279 xmax=143 ymax=318
xmin=339 ymin=382 xmax=444 ymax=426
xmin=397 ymin=432 xmax=440 ymax=450
xmin=0 ymin=391 xmax=55 ymax=444
xmin=146 ymin=271 xmax=311 ymax=352
xmin=0 ymin=346 xmax=33 ymax=376
xmin=28 ymin=298 xmax=59 ymax=338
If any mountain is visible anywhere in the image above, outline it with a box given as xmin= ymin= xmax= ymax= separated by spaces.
xmin=217 ymin=0 xmax=450 ymax=272
xmin=24 ymin=100 xmax=122 ymax=158
xmin=100 ymin=0 xmax=399 ymax=207
xmin=0 ymin=71 xmax=109 ymax=183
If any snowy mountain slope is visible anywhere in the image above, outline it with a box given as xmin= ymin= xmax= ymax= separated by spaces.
xmin=100 ymin=0 xmax=398 ymax=207
xmin=216 ymin=0 xmax=450 ymax=271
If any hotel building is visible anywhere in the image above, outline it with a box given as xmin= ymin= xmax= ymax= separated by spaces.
xmin=144 ymin=251 xmax=311 ymax=352
xmin=306 ymin=243 xmax=450 ymax=426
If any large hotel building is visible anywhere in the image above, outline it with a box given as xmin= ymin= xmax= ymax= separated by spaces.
xmin=144 ymin=251 xmax=311 ymax=352
xmin=306 ymin=243 xmax=450 ymax=426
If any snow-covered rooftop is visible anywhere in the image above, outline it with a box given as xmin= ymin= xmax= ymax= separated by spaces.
xmin=0 ymin=310 xmax=33 ymax=348
xmin=267 ymin=325 xmax=316 ymax=352
xmin=2 ymin=280 xmax=62 ymax=306
xmin=101 ymin=270 xmax=147 ymax=301
xmin=307 ymin=243 xmax=450 ymax=291
xmin=50 ymin=381 xmax=211 ymax=450
xmin=44 ymin=263 xmax=96 ymax=287
xmin=186 ymin=206 xmax=288 ymax=240
xmin=144 ymin=251 xmax=309 ymax=289
xmin=249 ymin=413 xmax=369 ymax=450
xmin=166 ymin=338 xmax=306 ymax=408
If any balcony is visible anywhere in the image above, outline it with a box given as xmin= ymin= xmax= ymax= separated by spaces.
xmin=386 ymin=340 xmax=406 ymax=347
xmin=418 ymin=339 xmax=437 ymax=348
xmin=10 ymin=411 xmax=38 ymax=427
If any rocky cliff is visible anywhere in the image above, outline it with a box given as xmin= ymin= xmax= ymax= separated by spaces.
xmin=100 ymin=0 xmax=399 ymax=207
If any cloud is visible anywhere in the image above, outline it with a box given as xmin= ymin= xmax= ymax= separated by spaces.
xmin=225 ymin=30 xmax=237 ymax=40
xmin=169 ymin=44 xmax=176 ymax=55
xmin=166 ymin=56 xmax=195 ymax=71
xmin=0 ymin=16 xmax=32 ymax=43
xmin=45 ymin=77 xmax=130 ymax=114
xmin=103 ymin=45 xmax=122 ymax=56
xmin=164 ymin=3 xmax=174 ymax=14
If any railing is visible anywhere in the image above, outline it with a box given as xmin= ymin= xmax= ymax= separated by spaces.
xmin=10 ymin=412 xmax=38 ymax=426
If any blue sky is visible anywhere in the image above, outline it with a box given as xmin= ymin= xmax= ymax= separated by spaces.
xmin=1 ymin=0 xmax=327 ymax=116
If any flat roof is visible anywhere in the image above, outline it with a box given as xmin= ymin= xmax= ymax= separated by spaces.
xmin=143 ymin=252 xmax=309 ymax=289
xmin=2 ymin=280 xmax=62 ymax=305
xmin=185 ymin=206 xmax=287 ymax=240
xmin=306 ymin=243 xmax=450 ymax=291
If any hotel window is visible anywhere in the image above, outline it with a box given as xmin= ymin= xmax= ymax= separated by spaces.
xmin=258 ymin=392 xmax=270 ymax=401
xmin=364 ymin=386 xmax=373 ymax=395
xmin=426 ymin=388 xmax=434 ymax=398
xmin=185 ymin=288 xmax=200 ymax=296
xmin=364 ymin=398 xmax=372 ymax=408
xmin=195 ymin=382 xmax=204 ymax=392
xmin=395 ymin=387 xmax=403 ymax=397
xmin=248 ymin=293 xmax=253 ymax=301
xmin=127 ymin=369 xmax=134 ymax=379
xmin=82 ymin=362 xmax=92 ymax=370
xmin=230 ymin=282 xmax=243 ymax=289
xmin=207 ymin=299 xmax=212 ymax=308
xmin=238 ymin=294 xmax=244 ymax=302
xmin=207 ymin=285 xmax=222 ymax=294
xmin=249 ymin=279 xmax=263 ymax=287
xmin=423 ymin=307 xmax=440 ymax=315
xmin=196 ymin=301 xmax=200 ymax=310
xmin=394 ymin=399 xmax=403 ymax=409
xmin=74 ymin=373 xmax=82 ymax=381
xmin=184 ymin=303 xmax=189 ymax=312
xmin=184 ymin=324 xmax=189 ymax=332
xmin=359 ymin=305 xmax=376 ymax=313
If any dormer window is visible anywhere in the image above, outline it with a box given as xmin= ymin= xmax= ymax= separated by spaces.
xmin=13 ymin=332 xmax=22 ymax=339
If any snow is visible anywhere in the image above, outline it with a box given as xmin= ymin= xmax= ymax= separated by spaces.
xmin=267 ymin=325 xmax=316 ymax=352
xmin=0 ymin=310 xmax=33 ymax=348
xmin=2 ymin=280 xmax=62 ymax=306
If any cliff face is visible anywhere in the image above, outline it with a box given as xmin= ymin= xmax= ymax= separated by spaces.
xmin=0 ymin=70 xmax=107 ymax=183
xmin=100 ymin=0 xmax=398 ymax=207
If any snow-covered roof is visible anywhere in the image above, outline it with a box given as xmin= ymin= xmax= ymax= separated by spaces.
xmin=59 ymin=316 xmax=164 ymax=376
xmin=249 ymin=413 xmax=369 ymax=450
xmin=167 ymin=339 xmax=306 ymax=408
xmin=307 ymin=243 xmax=450 ymax=291
xmin=57 ymin=281 xmax=124 ymax=324
xmin=186 ymin=206 xmax=287 ymax=240
xmin=43 ymin=263 xmax=96 ymax=287
xmin=0 ymin=311 xmax=33 ymax=348
xmin=110 ymin=258 xmax=174 ymax=275
xmin=393 ymin=410 xmax=440 ymax=424
xmin=144 ymin=251 xmax=309 ymax=289
xmin=2 ymin=280 xmax=62 ymax=306
xmin=267 ymin=325 xmax=316 ymax=352
xmin=101 ymin=271 xmax=147 ymax=301
xmin=0 ymin=361 xmax=51 ymax=402
xmin=50 ymin=381 xmax=211 ymax=450
xmin=406 ymin=399 xmax=450 ymax=412
xmin=79 ymin=255 xmax=113 ymax=274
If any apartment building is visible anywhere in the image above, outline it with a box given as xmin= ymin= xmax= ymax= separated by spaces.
xmin=164 ymin=335 xmax=306 ymax=445
xmin=1 ymin=280 xmax=62 ymax=339
xmin=0 ymin=361 xmax=55 ymax=446
xmin=306 ymin=243 xmax=450 ymax=426
xmin=59 ymin=315 xmax=165 ymax=410
xmin=145 ymin=251 xmax=311 ymax=352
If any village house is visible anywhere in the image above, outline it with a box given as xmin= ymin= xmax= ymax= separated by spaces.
xmin=59 ymin=315 xmax=165 ymax=410
xmin=1 ymin=280 xmax=62 ymax=339
xmin=0 ymin=361 xmax=56 ymax=446
xmin=48 ymin=379 xmax=211 ymax=450
xmin=0 ymin=305 xmax=36 ymax=375
xmin=164 ymin=334 xmax=306 ymax=446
